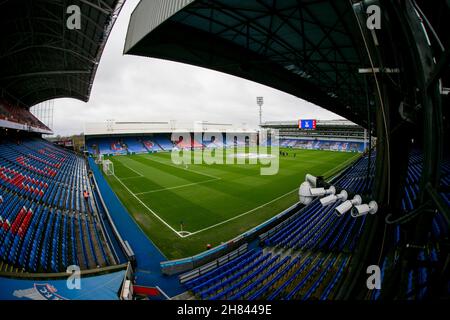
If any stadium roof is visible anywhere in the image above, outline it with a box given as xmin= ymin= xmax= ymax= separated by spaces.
xmin=124 ymin=0 xmax=373 ymax=128
xmin=0 ymin=0 xmax=124 ymax=108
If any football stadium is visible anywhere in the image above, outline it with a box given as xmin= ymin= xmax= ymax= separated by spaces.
xmin=0 ymin=0 xmax=449 ymax=306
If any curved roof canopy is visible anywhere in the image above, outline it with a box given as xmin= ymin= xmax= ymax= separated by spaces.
xmin=0 ymin=0 xmax=124 ymax=108
xmin=124 ymin=0 xmax=372 ymax=127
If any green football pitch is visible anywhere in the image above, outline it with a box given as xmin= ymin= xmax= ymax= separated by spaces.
xmin=101 ymin=148 xmax=359 ymax=259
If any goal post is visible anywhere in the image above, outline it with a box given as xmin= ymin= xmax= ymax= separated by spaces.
xmin=103 ymin=159 xmax=114 ymax=176
xmin=96 ymin=153 xmax=104 ymax=165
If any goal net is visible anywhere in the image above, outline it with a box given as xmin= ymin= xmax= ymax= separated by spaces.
xmin=96 ymin=154 xmax=104 ymax=165
xmin=103 ymin=159 xmax=114 ymax=176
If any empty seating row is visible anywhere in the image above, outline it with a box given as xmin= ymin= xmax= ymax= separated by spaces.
xmin=0 ymin=140 xmax=96 ymax=214
xmin=0 ymin=138 xmax=113 ymax=273
xmin=263 ymin=154 xmax=375 ymax=251
xmin=182 ymin=153 xmax=376 ymax=300
xmin=280 ymin=139 xmax=365 ymax=152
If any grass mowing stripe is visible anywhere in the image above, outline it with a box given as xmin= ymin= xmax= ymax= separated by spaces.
xmin=121 ymin=176 xmax=143 ymax=180
xmin=112 ymin=160 xmax=142 ymax=179
xmin=140 ymin=153 xmax=221 ymax=180
xmin=112 ymin=155 xmax=212 ymax=193
xmin=116 ymin=158 xmax=144 ymax=177
xmin=185 ymin=188 xmax=300 ymax=237
xmin=135 ymin=177 xmax=220 ymax=195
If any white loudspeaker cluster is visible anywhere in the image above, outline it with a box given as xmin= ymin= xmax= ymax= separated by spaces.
xmin=299 ymin=174 xmax=378 ymax=218
xmin=335 ymin=195 xmax=362 ymax=216
xmin=320 ymin=190 xmax=348 ymax=206
xmin=334 ymin=195 xmax=378 ymax=218
xmin=351 ymin=201 xmax=378 ymax=217
xmin=299 ymin=174 xmax=336 ymax=205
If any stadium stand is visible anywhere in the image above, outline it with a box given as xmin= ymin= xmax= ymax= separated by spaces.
xmin=87 ymin=132 xmax=260 ymax=156
xmin=86 ymin=134 xmax=174 ymax=155
xmin=367 ymin=150 xmax=450 ymax=300
xmin=0 ymin=137 xmax=117 ymax=273
xmin=86 ymin=138 xmax=127 ymax=156
xmin=264 ymin=120 xmax=367 ymax=153
xmin=180 ymin=153 xmax=376 ymax=300
xmin=280 ymin=138 xmax=365 ymax=153
xmin=168 ymin=147 xmax=448 ymax=301
xmin=204 ymin=136 xmax=225 ymax=148
xmin=262 ymin=120 xmax=366 ymax=141
xmin=175 ymin=136 xmax=204 ymax=149
xmin=142 ymin=138 xmax=162 ymax=152
xmin=123 ymin=138 xmax=147 ymax=154
xmin=0 ymin=100 xmax=50 ymax=132
xmin=0 ymin=0 xmax=132 ymax=300
xmin=150 ymin=135 xmax=174 ymax=151
xmin=174 ymin=136 xmax=192 ymax=149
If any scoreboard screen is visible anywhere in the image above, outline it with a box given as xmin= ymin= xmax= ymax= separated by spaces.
xmin=298 ymin=119 xmax=317 ymax=130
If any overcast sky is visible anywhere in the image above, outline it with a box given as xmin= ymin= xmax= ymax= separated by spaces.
xmin=50 ymin=0 xmax=343 ymax=137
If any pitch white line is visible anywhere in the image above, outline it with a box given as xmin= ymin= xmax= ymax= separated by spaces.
xmin=143 ymin=154 xmax=220 ymax=180
xmin=184 ymin=187 xmax=299 ymax=237
xmin=134 ymin=178 xmax=220 ymax=195
xmin=118 ymin=160 xmax=144 ymax=177
xmin=120 ymin=176 xmax=142 ymax=180
xmin=112 ymin=174 xmax=183 ymax=237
